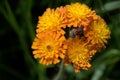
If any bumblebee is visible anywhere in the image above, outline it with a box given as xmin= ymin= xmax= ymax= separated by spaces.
xmin=69 ymin=26 xmax=84 ymax=38
xmin=74 ymin=26 xmax=84 ymax=37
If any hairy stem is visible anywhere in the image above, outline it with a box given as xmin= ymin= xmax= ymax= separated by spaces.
xmin=53 ymin=60 xmax=64 ymax=80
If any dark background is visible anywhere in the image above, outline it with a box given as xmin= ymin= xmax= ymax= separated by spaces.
xmin=0 ymin=0 xmax=120 ymax=80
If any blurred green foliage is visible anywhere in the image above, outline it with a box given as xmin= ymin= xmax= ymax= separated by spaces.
xmin=0 ymin=0 xmax=120 ymax=80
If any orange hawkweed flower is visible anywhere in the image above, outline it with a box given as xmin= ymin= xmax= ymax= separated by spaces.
xmin=85 ymin=16 xmax=111 ymax=51
xmin=56 ymin=6 xmax=68 ymax=28
xmin=37 ymin=8 xmax=67 ymax=32
xmin=64 ymin=37 xmax=95 ymax=72
xmin=66 ymin=2 xmax=98 ymax=30
xmin=31 ymin=2 xmax=111 ymax=72
xmin=32 ymin=30 xmax=67 ymax=65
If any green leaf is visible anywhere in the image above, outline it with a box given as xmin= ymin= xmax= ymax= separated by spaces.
xmin=104 ymin=1 xmax=120 ymax=11
xmin=91 ymin=64 xmax=106 ymax=80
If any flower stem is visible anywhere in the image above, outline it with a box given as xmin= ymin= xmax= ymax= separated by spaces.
xmin=53 ymin=60 xmax=64 ymax=80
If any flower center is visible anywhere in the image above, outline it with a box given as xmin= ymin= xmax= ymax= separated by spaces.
xmin=46 ymin=45 xmax=53 ymax=52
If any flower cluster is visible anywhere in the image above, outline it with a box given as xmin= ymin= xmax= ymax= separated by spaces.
xmin=32 ymin=2 xmax=110 ymax=72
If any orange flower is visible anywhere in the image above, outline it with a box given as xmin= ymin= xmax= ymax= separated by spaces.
xmin=32 ymin=30 xmax=67 ymax=65
xmin=85 ymin=16 xmax=111 ymax=51
xmin=37 ymin=8 xmax=67 ymax=32
xmin=31 ymin=2 xmax=111 ymax=73
xmin=64 ymin=37 xmax=95 ymax=72
xmin=66 ymin=2 xmax=98 ymax=31
xmin=56 ymin=6 xmax=68 ymax=28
